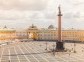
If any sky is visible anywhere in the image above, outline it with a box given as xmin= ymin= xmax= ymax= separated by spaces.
xmin=0 ymin=0 xmax=84 ymax=29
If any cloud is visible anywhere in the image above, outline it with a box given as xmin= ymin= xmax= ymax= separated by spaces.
xmin=0 ymin=10 xmax=44 ymax=20
xmin=0 ymin=0 xmax=84 ymax=29
xmin=64 ymin=12 xmax=80 ymax=19
xmin=0 ymin=0 xmax=48 ymax=10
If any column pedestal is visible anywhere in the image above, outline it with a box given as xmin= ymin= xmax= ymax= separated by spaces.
xmin=56 ymin=42 xmax=64 ymax=51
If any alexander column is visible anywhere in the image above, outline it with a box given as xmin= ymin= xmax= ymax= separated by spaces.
xmin=56 ymin=6 xmax=64 ymax=51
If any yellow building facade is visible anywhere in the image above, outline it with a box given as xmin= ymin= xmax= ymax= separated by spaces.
xmin=0 ymin=25 xmax=84 ymax=42
xmin=0 ymin=28 xmax=16 ymax=41
xmin=26 ymin=25 xmax=84 ymax=42
xmin=16 ymin=31 xmax=27 ymax=39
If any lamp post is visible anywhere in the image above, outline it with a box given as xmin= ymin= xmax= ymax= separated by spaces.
xmin=73 ymin=41 xmax=76 ymax=53
xmin=72 ymin=28 xmax=76 ymax=53
xmin=27 ymin=31 xmax=28 ymax=39
xmin=52 ymin=43 xmax=55 ymax=55
xmin=45 ymin=41 xmax=48 ymax=50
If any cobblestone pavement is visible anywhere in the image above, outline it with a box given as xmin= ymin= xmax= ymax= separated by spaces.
xmin=0 ymin=41 xmax=84 ymax=62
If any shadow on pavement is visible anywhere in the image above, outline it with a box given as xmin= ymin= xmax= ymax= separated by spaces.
xmin=3 ymin=52 xmax=50 ymax=56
